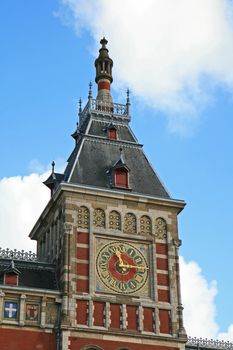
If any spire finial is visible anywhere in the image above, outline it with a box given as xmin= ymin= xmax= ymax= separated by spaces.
xmin=78 ymin=98 xmax=82 ymax=115
xmin=51 ymin=161 xmax=55 ymax=174
xmin=126 ymin=88 xmax=131 ymax=115
xmin=88 ymin=81 xmax=93 ymax=100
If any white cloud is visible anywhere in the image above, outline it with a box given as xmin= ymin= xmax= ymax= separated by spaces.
xmin=0 ymin=172 xmax=50 ymax=252
xmin=180 ymin=256 xmax=219 ymax=339
xmin=218 ymin=325 xmax=233 ymax=341
xmin=180 ymin=257 xmax=233 ymax=341
xmin=59 ymin=0 xmax=233 ymax=133
xmin=0 ymin=169 xmax=233 ymax=341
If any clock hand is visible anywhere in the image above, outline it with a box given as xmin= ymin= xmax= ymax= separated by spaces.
xmin=119 ymin=263 xmax=148 ymax=271
xmin=115 ymin=249 xmax=127 ymax=272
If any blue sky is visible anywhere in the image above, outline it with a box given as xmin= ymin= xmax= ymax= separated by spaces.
xmin=1 ymin=0 xmax=233 ymax=340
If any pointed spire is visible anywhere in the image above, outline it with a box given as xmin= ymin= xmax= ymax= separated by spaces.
xmin=88 ymin=81 xmax=93 ymax=100
xmin=126 ymin=88 xmax=131 ymax=115
xmin=119 ymin=147 xmax=125 ymax=164
xmin=51 ymin=161 xmax=55 ymax=174
xmin=78 ymin=98 xmax=82 ymax=115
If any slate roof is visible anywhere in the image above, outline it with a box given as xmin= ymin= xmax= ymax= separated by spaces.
xmin=0 ymin=259 xmax=59 ymax=291
xmin=67 ymin=138 xmax=170 ymax=198
xmin=44 ymin=101 xmax=171 ymax=199
xmin=88 ymin=120 xmax=137 ymax=143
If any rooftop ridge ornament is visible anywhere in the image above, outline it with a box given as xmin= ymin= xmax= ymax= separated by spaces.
xmin=88 ymin=81 xmax=93 ymax=100
xmin=51 ymin=161 xmax=55 ymax=174
xmin=0 ymin=247 xmax=38 ymax=262
xmin=126 ymin=88 xmax=131 ymax=115
xmin=187 ymin=337 xmax=233 ymax=350
xmin=78 ymin=98 xmax=82 ymax=115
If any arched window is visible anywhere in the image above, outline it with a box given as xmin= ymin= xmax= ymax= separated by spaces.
xmin=93 ymin=208 xmax=105 ymax=228
xmin=124 ymin=213 xmax=137 ymax=234
xmin=140 ymin=215 xmax=152 ymax=235
xmin=109 ymin=210 xmax=121 ymax=230
xmin=114 ymin=168 xmax=128 ymax=188
xmin=155 ymin=217 xmax=167 ymax=239
xmin=77 ymin=206 xmax=90 ymax=229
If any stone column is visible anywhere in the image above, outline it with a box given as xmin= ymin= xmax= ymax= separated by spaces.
xmin=173 ymin=239 xmax=187 ymax=339
xmin=19 ymin=294 xmax=26 ymax=326
xmin=0 ymin=291 xmax=5 ymax=324
xmin=61 ymin=223 xmax=72 ymax=324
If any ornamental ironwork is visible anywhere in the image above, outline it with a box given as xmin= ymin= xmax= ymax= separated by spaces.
xmin=187 ymin=337 xmax=233 ymax=350
xmin=0 ymin=247 xmax=37 ymax=261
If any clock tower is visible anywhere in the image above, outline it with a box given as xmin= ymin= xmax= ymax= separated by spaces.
xmin=30 ymin=38 xmax=187 ymax=350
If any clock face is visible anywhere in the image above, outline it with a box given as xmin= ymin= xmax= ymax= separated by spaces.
xmin=96 ymin=240 xmax=149 ymax=295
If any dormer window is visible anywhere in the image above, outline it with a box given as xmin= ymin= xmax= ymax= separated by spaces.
xmin=4 ymin=272 xmax=18 ymax=286
xmin=107 ymin=127 xmax=117 ymax=140
xmin=3 ymin=260 xmax=20 ymax=287
xmin=114 ymin=168 xmax=128 ymax=188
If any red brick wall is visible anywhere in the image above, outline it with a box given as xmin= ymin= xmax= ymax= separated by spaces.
xmin=76 ymin=232 xmax=89 ymax=293
xmin=93 ymin=302 xmax=105 ymax=327
xmin=159 ymin=309 xmax=171 ymax=334
xmin=0 ymin=328 xmax=55 ymax=350
xmin=143 ymin=308 xmax=154 ymax=332
xmin=127 ymin=305 xmax=137 ymax=331
xmin=76 ymin=300 xmax=88 ymax=325
xmin=156 ymin=242 xmax=170 ymax=304
xmin=69 ymin=337 xmax=178 ymax=350
xmin=110 ymin=304 xmax=121 ymax=329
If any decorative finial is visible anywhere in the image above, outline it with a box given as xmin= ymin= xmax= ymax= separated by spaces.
xmin=119 ymin=147 xmax=125 ymax=164
xmin=78 ymin=98 xmax=82 ymax=115
xmin=51 ymin=161 xmax=55 ymax=174
xmin=100 ymin=36 xmax=108 ymax=48
xmin=88 ymin=81 xmax=93 ymax=100
xmin=126 ymin=88 xmax=131 ymax=115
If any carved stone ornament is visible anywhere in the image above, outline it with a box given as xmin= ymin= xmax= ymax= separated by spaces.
xmin=155 ymin=217 xmax=167 ymax=239
xmin=77 ymin=206 xmax=90 ymax=229
xmin=93 ymin=208 xmax=105 ymax=228
xmin=124 ymin=213 xmax=136 ymax=234
xmin=46 ymin=303 xmax=58 ymax=325
xmin=109 ymin=210 xmax=121 ymax=230
xmin=140 ymin=215 xmax=152 ymax=235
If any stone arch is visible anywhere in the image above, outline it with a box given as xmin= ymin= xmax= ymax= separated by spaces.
xmin=124 ymin=212 xmax=137 ymax=234
xmin=81 ymin=346 xmax=104 ymax=350
xmin=93 ymin=208 xmax=106 ymax=228
xmin=155 ymin=217 xmax=167 ymax=239
xmin=140 ymin=215 xmax=152 ymax=235
xmin=109 ymin=210 xmax=121 ymax=230
xmin=77 ymin=206 xmax=90 ymax=229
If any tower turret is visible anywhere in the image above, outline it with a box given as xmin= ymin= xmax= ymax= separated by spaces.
xmin=95 ymin=37 xmax=113 ymax=102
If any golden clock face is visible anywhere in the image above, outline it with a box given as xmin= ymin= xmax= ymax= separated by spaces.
xmin=96 ymin=240 xmax=149 ymax=295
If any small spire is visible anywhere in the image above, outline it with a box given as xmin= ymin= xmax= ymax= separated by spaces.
xmin=88 ymin=81 xmax=93 ymax=99
xmin=119 ymin=147 xmax=125 ymax=163
xmin=51 ymin=161 xmax=55 ymax=174
xmin=78 ymin=98 xmax=82 ymax=115
xmin=126 ymin=88 xmax=131 ymax=115
xmin=11 ymin=259 xmax=15 ymax=270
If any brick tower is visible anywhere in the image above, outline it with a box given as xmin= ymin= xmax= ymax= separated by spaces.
xmin=22 ymin=38 xmax=187 ymax=349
